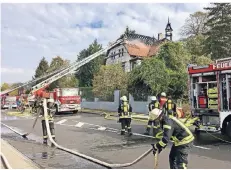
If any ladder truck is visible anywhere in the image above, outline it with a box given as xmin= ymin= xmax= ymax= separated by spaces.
xmin=28 ymin=39 xmax=123 ymax=114
xmin=188 ymin=57 xmax=231 ymax=138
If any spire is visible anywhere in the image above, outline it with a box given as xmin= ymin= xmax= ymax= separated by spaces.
xmin=165 ymin=17 xmax=173 ymax=41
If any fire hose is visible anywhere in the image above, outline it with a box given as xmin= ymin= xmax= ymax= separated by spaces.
xmin=43 ymin=98 xmax=156 ymax=169
xmin=1 ymin=152 xmax=12 ymax=169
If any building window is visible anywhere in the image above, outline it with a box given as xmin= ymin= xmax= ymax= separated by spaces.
xmin=122 ymin=48 xmax=124 ymax=56
xmin=111 ymin=52 xmax=115 ymax=60
xmin=119 ymin=49 xmax=121 ymax=57
xmin=122 ymin=62 xmax=125 ymax=71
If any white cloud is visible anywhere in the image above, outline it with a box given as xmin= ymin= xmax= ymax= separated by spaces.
xmin=1 ymin=3 xmax=207 ymax=84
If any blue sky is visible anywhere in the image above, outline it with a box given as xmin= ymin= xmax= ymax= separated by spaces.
xmin=1 ymin=3 xmax=207 ymax=83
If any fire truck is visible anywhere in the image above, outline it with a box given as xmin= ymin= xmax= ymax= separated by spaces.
xmin=188 ymin=57 xmax=231 ymax=138
xmin=33 ymin=87 xmax=81 ymax=114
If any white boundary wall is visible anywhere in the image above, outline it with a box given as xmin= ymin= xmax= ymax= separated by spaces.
xmin=81 ymin=90 xmax=151 ymax=114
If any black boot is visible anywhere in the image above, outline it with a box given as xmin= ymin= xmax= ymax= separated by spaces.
xmin=144 ymin=127 xmax=150 ymax=135
xmin=128 ymin=129 xmax=132 ymax=136
xmin=121 ymin=131 xmax=125 ymax=135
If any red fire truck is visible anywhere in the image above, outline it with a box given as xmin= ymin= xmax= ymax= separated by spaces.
xmin=33 ymin=87 xmax=81 ymax=114
xmin=188 ymin=57 xmax=231 ymax=138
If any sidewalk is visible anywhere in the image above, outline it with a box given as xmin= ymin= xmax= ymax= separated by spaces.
xmin=1 ymin=139 xmax=38 ymax=169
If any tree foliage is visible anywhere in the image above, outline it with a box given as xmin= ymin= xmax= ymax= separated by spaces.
xmin=1 ymin=83 xmax=10 ymax=91
xmin=93 ymin=64 xmax=128 ymax=101
xmin=48 ymin=56 xmax=78 ymax=90
xmin=180 ymin=11 xmax=208 ymax=37
xmin=128 ymin=57 xmax=170 ymax=100
xmin=158 ymin=42 xmax=191 ymax=71
xmin=76 ymin=39 xmax=104 ymax=87
xmin=34 ymin=57 xmax=49 ymax=78
xmin=204 ymin=3 xmax=231 ymax=59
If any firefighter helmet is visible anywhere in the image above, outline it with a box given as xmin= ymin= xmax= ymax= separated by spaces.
xmin=121 ymin=96 xmax=128 ymax=102
xmin=161 ymin=92 xmax=166 ymax=97
xmin=150 ymin=96 xmax=157 ymax=101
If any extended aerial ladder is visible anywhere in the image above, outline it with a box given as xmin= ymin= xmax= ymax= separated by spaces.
xmin=28 ymin=39 xmax=123 ymax=98
xmin=0 ymin=64 xmax=71 ymax=96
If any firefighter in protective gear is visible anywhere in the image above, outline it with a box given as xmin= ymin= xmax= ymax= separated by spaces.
xmin=144 ymin=96 xmax=161 ymax=136
xmin=39 ymin=98 xmax=56 ymax=145
xmin=162 ymin=96 xmax=177 ymax=116
xmin=159 ymin=92 xmax=168 ymax=109
xmin=151 ymin=105 xmax=194 ymax=169
xmin=118 ymin=96 xmax=133 ymax=136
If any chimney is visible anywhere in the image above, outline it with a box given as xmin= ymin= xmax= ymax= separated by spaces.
xmin=158 ymin=33 xmax=163 ymax=40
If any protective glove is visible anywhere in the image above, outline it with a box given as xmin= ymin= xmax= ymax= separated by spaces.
xmin=151 ymin=144 xmax=161 ymax=155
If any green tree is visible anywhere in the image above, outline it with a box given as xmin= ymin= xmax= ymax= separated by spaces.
xmin=204 ymin=3 xmax=231 ymax=59
xmin=1 ymin=83 xmax=10 ymax=91
xmin=48 ymin=56 xmax=78 ymax=90
xmin=93 ymin=64 xmax=128 ymax=101
xmin=76 ymin=39 xmax=104 ymax=87
xmin=34 ymin=57 xmax=49 ymax=78
xmin=180 ymin=11 xmax=208 ymax=37
xmin=158 ymin=42 xmax=191 ymax=71
xmin=128 ymin=58 xmax=170 ymax=100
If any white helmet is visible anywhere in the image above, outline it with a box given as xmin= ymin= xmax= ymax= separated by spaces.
xmin=121 ymin=96 xmax=127 ymax=101
xmin=149 ymin=108 xmax=162 ymax=120
xmin=161 ymin=92 xmax=166 ymax=97
xmin=150 ymin=96 xmax=157 ymax=101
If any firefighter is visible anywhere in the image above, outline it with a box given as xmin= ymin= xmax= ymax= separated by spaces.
xmin=144 ymin=96 xmax=161 ymax=136
xmin=162 ymin=95 xmax=177 ymax=117
xmin=39 ymin=98 xmax=56 ymax=146
xmin=118 ymin=96 xmax=132 ymax=136
xmin=159 ymin=92 xmax=168 ymax=109
xmin=151 ymin=101 xmax=194 ymax=169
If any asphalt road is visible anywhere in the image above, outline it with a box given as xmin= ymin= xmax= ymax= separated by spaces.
xmin=1 ymin=110 xmax=231 ymax=169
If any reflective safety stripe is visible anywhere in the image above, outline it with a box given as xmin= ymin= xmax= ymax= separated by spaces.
xmin=43 ymin=136 xmax=48 ymax=138
xmin=153 ymin=126 xmax=157 ymax=129
xmin=119 ymin=116 xmax=131 ymax=118
xmin=159 ymin=140 xmax=167 ymax=147
xmin=154 ymin=102 xmax=159 ymax=108
xmin=127 ymin=127 xmax=131 ymax=129
xmin=155 ymin=131 xmax=163 ymax=139
xmin=182 ymin=163 xmax=187 ymax=169
xmin=163 ymin=125 xmax=171 ymax=129
xmin=147 ymin=125 xmax=151 ymax=128
xmin=170 ymin=116 xmax=195 ymax=146
xmin=51 ymin=135 xmax=55 ymax=137
xmin=121 ymin=129 xmax=125 ymax=131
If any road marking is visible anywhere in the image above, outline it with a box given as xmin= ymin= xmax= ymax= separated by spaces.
xmin=98 ymin=127 xmax=106 ymax=131
xmin=56 ymin=119 xmax=67 ymax=125
xmin=75 ymin=122 xmax=84 ymax=127
xmin=193 ymin=145 xmax=211 ymax=150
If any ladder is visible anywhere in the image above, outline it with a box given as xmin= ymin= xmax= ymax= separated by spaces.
xmin=29 ymin=39 xmax=122 ymax=96
xmin=0 ymin=64 xmax=70 ymax=96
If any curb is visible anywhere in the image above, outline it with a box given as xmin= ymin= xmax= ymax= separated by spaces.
xmin=1 ymin=139 xmax=39 ymax=169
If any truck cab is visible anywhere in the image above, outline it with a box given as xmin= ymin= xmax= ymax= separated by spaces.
xmin=188 ymin=58 xmax=231 ymax=138
xmin=53 ymin=88 xmax=81 ymax=114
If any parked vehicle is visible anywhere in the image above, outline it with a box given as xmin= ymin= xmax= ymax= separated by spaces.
xmin=188 ymin=57 xmax=231 ymax=138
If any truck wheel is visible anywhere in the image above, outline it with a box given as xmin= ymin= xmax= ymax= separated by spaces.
xmin=226 ymin=122 xmax=231 ymax=139
xmin=73 ymin=110 xmax=78 ymax=114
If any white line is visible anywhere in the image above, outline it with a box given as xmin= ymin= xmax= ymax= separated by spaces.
xmin=56 ymin=119 xmax=67 ymax=125
xmin=98 ymin=127 xmax=107 ymax=131
xmin=193 ymin=145 xmax=211 ymax=150
xmin=75 ymin=122 xmax=84 ymax=127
